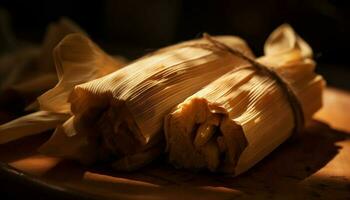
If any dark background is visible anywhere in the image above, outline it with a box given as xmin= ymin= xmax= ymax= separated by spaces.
xmin=0 ymin=0 xmax=349 ymax=89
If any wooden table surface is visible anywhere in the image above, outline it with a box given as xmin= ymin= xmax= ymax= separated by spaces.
xmin=0 ymin=87 xmax=349 ymax=200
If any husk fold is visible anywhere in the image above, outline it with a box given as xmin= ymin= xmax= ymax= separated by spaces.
xmin=0 ymin=31 xmax=126 ymax=144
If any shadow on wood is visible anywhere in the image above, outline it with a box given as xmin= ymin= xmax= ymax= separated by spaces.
xmin=0 ymin=120 xmax=349 ymax=199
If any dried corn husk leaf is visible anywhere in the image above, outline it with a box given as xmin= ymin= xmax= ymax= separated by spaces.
xmin=165 ymin=24 xmax=325 ymax=175
xmin=264 ymin=23 xmax=312 ymax=58
xmin=0 ymin=111 xmax=69 ymax=144
xmin=1 ymin=18 xmax=84 ymax=91
xmin=38 ymin=33 xmax=126 ymax=113
xmin=37 ymin=17 xmax=86 ymax=73
xmin=0 ymin=18 xmax=85 ymax=111
xmin=38 ymin=117 xmax=96 ymax=163
xmin=39 ymin=35 xmax=254 ymax=170
xmin=0 ymin=33 xmax=126 ymax=143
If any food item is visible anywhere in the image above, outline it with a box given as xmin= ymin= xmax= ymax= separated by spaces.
xmin=164 ymin=24 xmax=325 ymax=175
xmin=0 ymin=33 xmax=126 ymax=144
xmin=0 ymin=18 xmax=85 ymax=110
xmin=38 ymin=18 xmax=87 ymax=74
xmin=39 ymin=35 xmax=254 ymax=170
xmin=37 ymin=33 xmax=125 ymax=113
xmin=1 ymin=22 xmax=323 ymax=176
xmin=0 ymin=111 xmax=69 ymax=144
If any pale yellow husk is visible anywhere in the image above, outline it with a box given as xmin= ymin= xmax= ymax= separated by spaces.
xmin=0 ymin=111 xmax=69 ymax=144
xmin=40 ymin=35 xmax=254 ymax=170
xmin=0 ymin=18 xmax=85 ymax=144
xmin=0 ymin=18 xmax=84 ymax=98
xmin=0 ymin=33 xmax=126 ymax=144
xmin=37 ymin=33 xmax=125 ymax=113
xmin=164 ymin=24 xmax=325 ymax=175
xmin=37 ymin=17 xmax=87 ymax=73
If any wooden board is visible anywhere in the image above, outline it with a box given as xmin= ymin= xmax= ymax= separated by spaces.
xmin=0 ymin=87 xmax=349 ymax=199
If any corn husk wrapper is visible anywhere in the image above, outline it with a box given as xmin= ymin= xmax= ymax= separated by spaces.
xmin=39 ymin=35 xmax=254 ymax=170
xmin=0 ymin=18 xmax=84 ymax=101
xmin=0 ymin=111 xmax=69 ymax=144
xmin=0 ymin=33 xmax=126 ymax=144
xmin=0 ymin=18 xmax=84 ymax=143
xmin=164 ymin=24 xmax=325 ymax=175
xmin=37 ymin=33 xmax=125 ymax=113
xmin=37 ymin=17 xmax=87 ymax=73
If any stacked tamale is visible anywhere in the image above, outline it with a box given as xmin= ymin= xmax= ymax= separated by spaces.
xmin=0 ymin=24 xmax=325 ymax=175
xmin=40 ymin=35 xmax=253 ymax=170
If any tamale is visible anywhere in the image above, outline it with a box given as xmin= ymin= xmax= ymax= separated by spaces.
xmin=39 ymin=35 xmax=254 ymax=170
xmin=0 ymin=33 xmax=125 ymax=144
xmin=164 ymin=24 xmax=325 ymax=175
